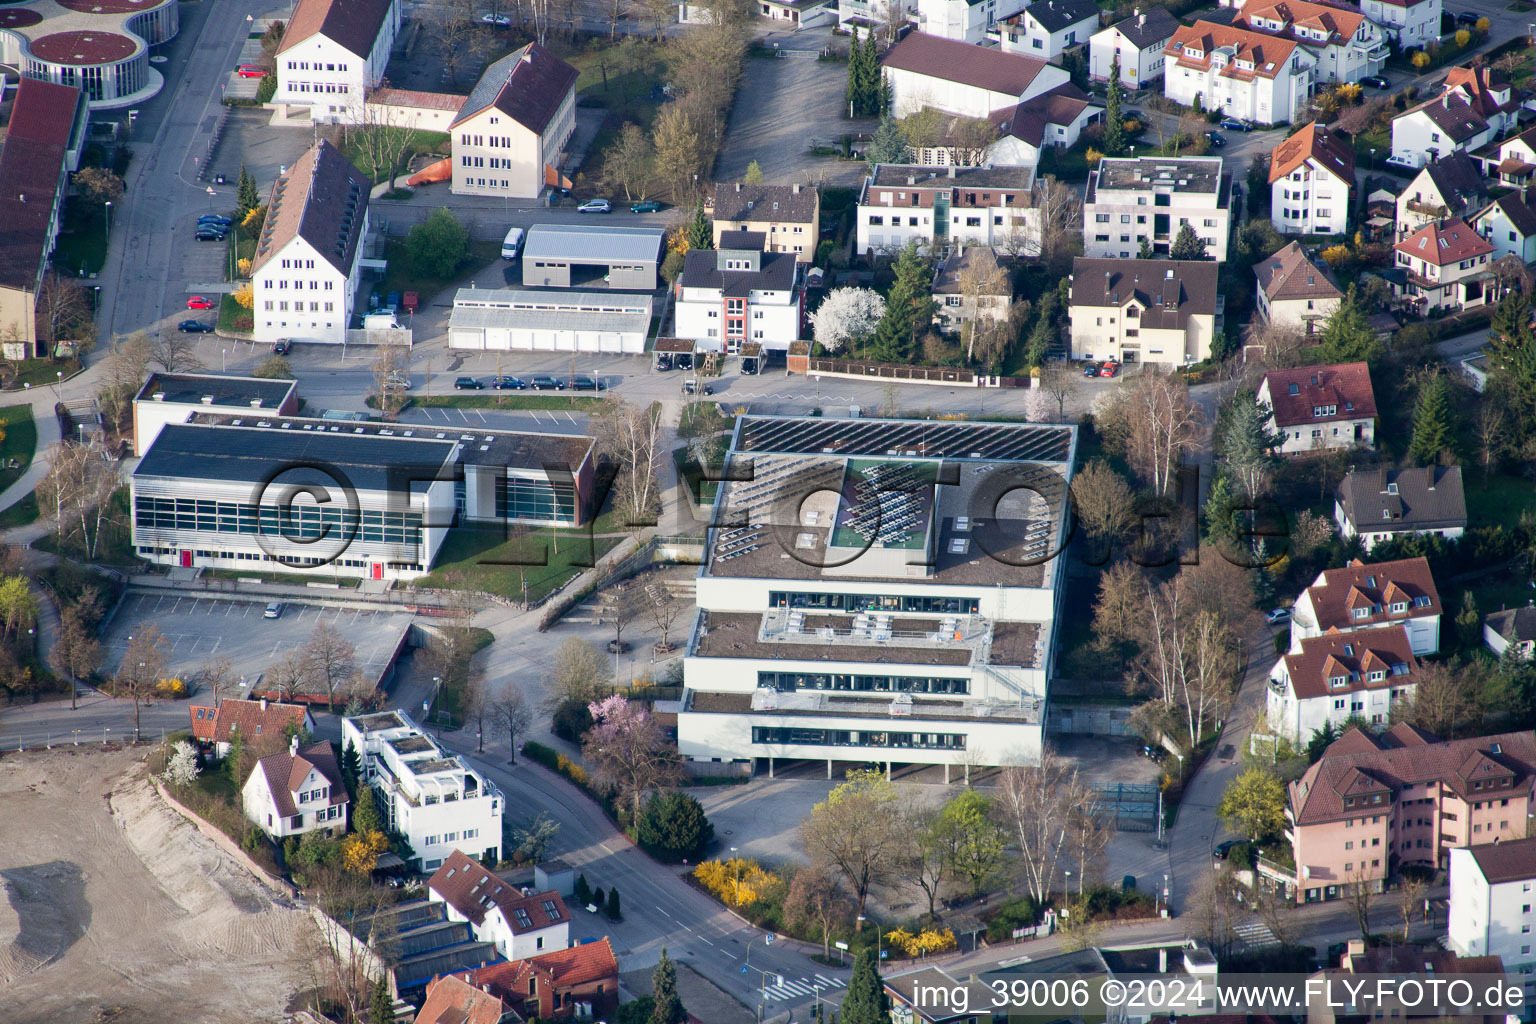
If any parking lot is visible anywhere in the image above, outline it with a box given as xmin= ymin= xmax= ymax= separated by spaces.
xmin=104 ymin=594 xmax=415 ymax=693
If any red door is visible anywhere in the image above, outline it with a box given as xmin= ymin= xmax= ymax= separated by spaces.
xmin=371 ymin=562 xmax=384 ymax=580
xmin=180 ymin=551 xmax=193 ymax=568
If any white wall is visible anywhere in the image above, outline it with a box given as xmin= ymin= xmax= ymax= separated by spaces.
xmin=674 ymin=294 xmax=802 ymax=350
xmin=1265 ymin=663 xmax=1415 ymax=742
xmin=253 ymin=231 xmax=363 ymax=345
xmin=1164 ymin=50 xmax=1313 ymax=125
xmin=886 ymin=63 xmax=1070 ymax=119
xmin=1270 ymin=162 xmax=1351 ymax=236
xmin=1390 ymin=110 xmax=1495 ymax=169
xmin=1000 ymin=13 xmax=1100 ymax=59
xmin=452 ymin=89 xmax=575 ymax=199
xmin=1090 ymin=27 xmax=1169 ymax=87
xmin=1475 ymin=205 xmax=1536 ymax=264
xmin=1360 ymin=0 xmax=1439 ymax=46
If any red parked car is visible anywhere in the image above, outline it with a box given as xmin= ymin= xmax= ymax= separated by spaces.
xmin=1098 ymin=361 xmax=1119 ymax=378
xmin=186 ymin=296 xmax=215 ymax=310
xmin=235 ymin=64 xmax=267 ymax=78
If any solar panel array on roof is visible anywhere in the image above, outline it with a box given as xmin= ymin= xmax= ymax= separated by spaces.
xmin=735 ymin=416 xmax=1073 ymax=462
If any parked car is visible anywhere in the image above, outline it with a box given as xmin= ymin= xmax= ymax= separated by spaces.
xmin=630 ymin=200 xmax=662 ymax=213
xmin=271 ymin=338 xmax=292 ymax=355
xmin=198 ymin=214 xmax=232 ymax=226
xmin=235 ymin=64 xmax=267 ymax=78
xmin=1360 ymin=74 xmax=1391 ymax=89
xmin=1218 ymin=117 xmax=1253 ymax=132
xmin=1265 ymin=607 xmax=1292 ymax=625
xmin=186 ymin=296 xmax=215 ymax=310
xmin=565 ymin=375 xmax=604 ymax=391
xmin=385 ymin=372 xmax=412 ymax=391
xmin=682 ymin=378 xmax=712 ymax=395
xmin=1098 ymin=361 xmax=1119 ymax=378
xmin=195 ymin=229 xmax=226 ymax=242
xmin=480 ymin=11 xmax=512 ymax=24
xmin=1455 ymin=9 xmax=1479 ymax=23
xmin=1204 ymin=131 xmax=1227 ymax=147
xmin=1083 ymin=362 xmax=1099 ymax=377
xmin=178 ymin=319 xmax=213 ymax=333
xmin=492 ymin=375 xmax=526 ymax=389
xmin=264 ymin=602 xmax=285 ymax=619
xmin=1213 ymin=839 xmax=1242 ymax=860
xmin=454 ymin=376 xmax=484 ymax=390
xmin=1122 ymin=108 xmax=1144 ymax=122
xmin=578 ymin=198 xmax=612 ymax=214
xmin=529 ymin=375 xmax=563 ymax=390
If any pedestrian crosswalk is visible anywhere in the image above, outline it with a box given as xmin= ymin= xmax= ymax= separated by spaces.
xmin=1235 ymin=921 xmax=1279 ymax=951
xmin=762 ymin=974 xmax=848 ymax=1001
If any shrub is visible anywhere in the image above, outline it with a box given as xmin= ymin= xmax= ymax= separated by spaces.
xmin=693 ymin=857 xmax=778 ymax=908
xmin=1085 ymin=146 xmax=1105 ymax=167
xmin=984 ymin=896 xmax=1039 ymax=942
xmin=635 ymin=790 xmax=715 ymax=862
xmin=884 ymin=927 xmax=958 ymax=958
xmin=255 ymin=74 xmax=277 ymax=104
xmin=555 ymin=753 xmax=589 ymax=787
xmin=1454 ymin=28 xmax=1471 ymax=46
xmin=154 ymin=677 xmax=188 ymax=698
xmin=231 ymin=283 xmax=254 ymax=309
xmin=552 ymin=700 xmax=592 ymax=743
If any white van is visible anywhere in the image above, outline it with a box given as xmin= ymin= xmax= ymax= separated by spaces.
xmin=501 ymin=227 xmax=525 ymax=259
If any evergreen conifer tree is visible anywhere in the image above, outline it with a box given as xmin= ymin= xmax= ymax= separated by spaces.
xmin=839 ymin=948 xmax=887 ymax=1024
xmin=1170 ymin=222 xmax=1208 ymax=260
xmin=1102 ymin=55 xmax=1127 ymax=156
xmin=686 ymin=201 xmax=713 ymax=251
xmin=1314 ymin=285 xmax=1383 ymax=365
xmin=368 ymin=975 xmax=396 ymax=1024
xmin=649 ymin=948 xmax=687 ymax=1024
xmin=870 ymin=242 xmax=934 ymax=363
xmin=1407 ymin=372 xmax=1455 ymax=464
xmin=237 ymin=165 xmax=260 ymax=214
xmin=607 ymin=887 xmax=622 ymax=920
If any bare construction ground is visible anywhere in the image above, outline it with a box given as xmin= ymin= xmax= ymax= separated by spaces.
xmin=0 ymin=746 xmax=320 ymax=1023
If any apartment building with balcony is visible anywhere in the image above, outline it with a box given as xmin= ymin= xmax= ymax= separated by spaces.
xmin=1231 ymin=0 xmax=1388 ymax=84
xmin=674 ymin=233 xmax=803 ymax=355
xmin=1165 ymin=21 xmax=1315 ymax=126
xmin=342 ymin=710 xmax=504 ymax=871
xmin=1359 ymin=0 xmax=1439 ymax=47
xmin=1393 ymin=218 xmax=1496 ymax=316
xmin=1067 ymin=257 xmax=1221 ymax=366
xmin=1268 ymin=122 xmax=1354 ymax=236
xmin=1083 ymin=156 xmax=1233 ymax=261
xmin=996 ymin=0 xmax=1101 ymax=60
xmin=1090 ymin=8 xmax=1179 ymax=89
xmin=913 ymin=0 xmax=1026 ymax=44
xmin=1277 ymin=725 xmax=1536 ymax=903
xmin=1395 ymin=153 xmax=1487 ymax=242
xmin=678 ymin=416 xmax=1077 ymax=775
xmin=1266 ymin=624 xmax=1421 ymax=743
xmin=1288 ymin=556 xmax=1442 ymax=656
xmin=857 ymin=164 xmax=1039 ymax=256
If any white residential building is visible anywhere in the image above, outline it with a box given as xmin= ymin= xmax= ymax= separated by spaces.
xmin=427 ymin=849 xmax=572 ymax=960
xmin=674 ymin=234 xmax=803 ymax=354
xmin=857 ymin=164 xmax=1038 ymax=257
xmin=678 ymin=415 xmax=1078 ymax=773
xmin=997 ymin=0 xmax=1101 ymax=60
xmin=1395 ymin=153 xmax=1488 ymax=242
xmin=913 ymin=0 xmax=1026 ymax=44
xmin=449 ymin=44 xmax=578 ymax=200
xmin=1266 ymin=625 xmax=1420 ymax=743
xmin=1390 ymin=66 xmax=1518 ymax=170
xmin=1268 ymin=122 xmax=1354 ymax=236
xmin=1254 ymin=241 xmax=1342 ymax=334
xmin=1472 ymin=188 xmax=1536 ymax=265
xmin=242 ymin=737 xmax=349 ymax=839
xmin=881 ymin=31 xmax=1071 ymax=119
xmin=1359 ymin=0 xmax=1440 ymax=47
xmin=250 ymin=141 xmax=371 ymax=346
xmin=1090 ymin=9 xmax=1179 ymax=89
xmin=1067 ymin=257 xmax=1221 ymax=366
xmin=1393 ymin=218 xmax=1496 ymax=316
xmin=1484 ymin=606 xmax=1536 ymax=662
xmin=1288 ymin=557 xmax=1443 ymax=657
xmin=985 ymin=85 xmax=1102 ymax=168
xmin=343 ymin=710 xmax=504 ymax=871
xmin=1083 ymin=156 xmax=1232 ymax=261
xmin=838 ymin=0 xmax=910 ymax=35
xmin=1490 ymin=125 xmax=1536 ymax=186
xmin=1165 ymin=21 xmax=1315 ymax=126
xmin=1448 ymin=837 xmax=1536 ymax=1006
xmin=273 ymin=0 xmax=401 ymax=124
xmin=1256 ymin=361 xmax=1376 ymax=455
xmin=1231 ymin=0 xmax=1388 ymax=84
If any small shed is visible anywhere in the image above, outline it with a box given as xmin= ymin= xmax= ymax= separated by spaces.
xmin=739 ymin=341 xmax=763 ymax=375
xmin=535 ymin=858 xmax=575 ymax=896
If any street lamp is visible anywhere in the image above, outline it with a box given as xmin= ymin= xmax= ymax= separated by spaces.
xmin=103 ymin=200 xmax=112 ymax=240
xmin=857 ymin=914 xmax=883 ymax=962
xmin=1369 ymin=147 xmax=1376 ymax=171
xmin=52 ymin=370 xmax=61 ymax=400
xmin=730 ymin=846 xmax=740 ymax=905
xmin=222 ymin=348 xmax=228 ymax=372
xmin=431 ymin=675 xmax=442 ymax=733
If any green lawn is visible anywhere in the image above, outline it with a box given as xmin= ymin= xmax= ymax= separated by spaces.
xmin=1349 ymin=122 xmax=1392 ymax=164
xmin=217 ymin=293 xmax=252 ymax=333
xmin=0 ymin=405 xmax=37 ymax=493
xmin=340 ymin=129 xmax=450 ymax=187
xmin=204 ymin=568 xmax=361 ymax=587
xmin=0 ymin=492 xmax=38 ymax=528
xmin=418 ymin=526 xmax=622 ymax=602
xmin=51 ymin=201 xmax=109 ymax=277
xmin=1465 ymin=473 xmax=1536 ymax=531
xmin=377 ymin=239 xmax=500 ymax=312
xmin=673 ymin=447 xmax=718 ymax=506
xmin=413 ymin=393 xmax=609 ymax=412
xmin=5 ymin=357 xmax=81 ymax=390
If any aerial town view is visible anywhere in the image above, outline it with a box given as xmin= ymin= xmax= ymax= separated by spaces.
xmin=2 ymin=0 xmax=1536 ymax=1019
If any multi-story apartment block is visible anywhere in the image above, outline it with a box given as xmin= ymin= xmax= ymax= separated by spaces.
xmin=1254 ymin=241 xmax=1342 ymax=334
xmin=343 ymin=711 xmax=504 ymax=871
xmin=428 ymin=849 xmax=571 ymax=960
xmin=857 ymin=164 xmax=1038 ymax=256
xmin=250 ymin=141 xmax=370 ymax=346
xmin=1288 ymin=556 xmax=1442 ymax=656
xmin=1278 ymin=725 xmax=1536 ymax=903
xmin=674 ymin=233 xmax=803 ymax=354
xmin=1267 ymin=624 xmax=1421 ymax=743
xmin=1165 ymin=21 xmax=1315 ymax=126
xmin=1359 ymin=0 xmax=1439 ymax=47
xmin=913 ymin=0 xmax=1026 ymax=43
xmin=881 ymin=31 xmax=1071 ymax=119
xmin=1396 ymin=153 xmax=1488 ymax=245
xmin=1090 ymin=9 xmax=1179 ymax=89
xmin=449 ymin=45 xmax=577 ymax=200
xmin=837 ymin=0 xmax=910 ymax=36
xmin=678 ymin=416 xmax=1077 ymax=774
xmin=1308 ymin=942 xmax=1508 ymax=1024
xmin=1067 ymin=257 xmax=1220 ymax=366
xmin=1268 ymin=122 xmax=1354 ymax=236
xmin=997 ymin=0 xmax=1101 ymax=59
xmin=1231 ymin=0 xmax=1388 ymax=84
xmin=1449 ymin=835 xmax=1536 ymax=1001
xmin=1391 ymin=66 xmax=1518 ymax=170
xmin=1336 ymin=466 xmax=1468 ymax=553
xmin=242 ymin=737 xmax=349 ymax=839
xmin=1393 ymin=218 xmax=1496 ymax=315
xmin=1256 ymin=361 xmax=1376 ymax=455
xmin=1083 ymin=156 xmax=1233 ymax=261
xmin=273 ymin=0 xmax=400 ymax=124
xmin=709 ymin=183 xmax=821 ymax=263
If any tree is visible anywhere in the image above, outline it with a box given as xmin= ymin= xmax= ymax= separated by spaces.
xmin=653 ymin=107 xmax=702 ymax=202
xmin=847 ymin=33 xmax=882 ymax=117
xmin=575 ymin=873 xmax=592 ymax=905
xmin=302 ymin=621 xmax=357 ymax=711
xmin=684 ymin=199 xmax=712 ymax=251
xmin=871 ymin=242 xmax=935 ymax=362
xmin=368 ymin=973 xmax=396 ymax=1024
xmin=1113 ymin=372 xmax=1202 ymax=494
xmin=934 ymin=788 xmax=1005 ymax=896
xmin=1071 ymin=460 xmax=1136 ymax=548
xmin=1217 ymin=766 xmax=1287 ymax=841
xmin=371 ymin=345 xmax=411 ymax=415
xmin=995 ymin=751 xmax=1080 ymax=905
xmin=1037 ymin=362 xmax=1080 ymax=420
xmin=1407 ymin=371 xmax=1456 ymax=465
xmin=341 ymin=741 xmax=362 ymax=797
xmin=164 ymin=740 xmax=201 ymax=787
xmin=72 ymin=166 xmax=124 ymax=206
xmin=955 ymin=247 xmax=1009 ymax=363
xmin=405 ymin=208 xmax=469 ymax=278
xmin=605 ymin=122 xmax=655 ymax=202
xmin=1031 ymin=175 xmax=1080 ymax=267
xmin=1314 ymin=285 xmax=1383 ymax=365
xmin=1219 ymin=392 xmax=1285 ymax=501
xmin=840 ymin=948 xmax=887 ymax=1024
xmin=253 ymin=355 xmax=293 ymax=379
xmin=785 ymin=865 xmax=853 ymax=957
xmin=1474 ymin=398 xmax=1508 ymax=483
xmin=1101 ymin=53 xmax=1126 ymax=157
xmin=645 ymin=587 xmax=685 ymax=652
xmin=35 ymin=273 xmax=94 ymax=354
xmin=866 ymin=111 xmax=907 ymax=168
xmin=1398 ymin=874 xmax=1429 ymax=940
xmin=353 ymin=785 xmax=385 ymax=835
xmin=635 ymin=789 xmax=715 ymax=861
xmin=951 ymin=116 xmax=999 ymax=166
xmin=606 ymin=886 xmax=623 ymax=920
xmin=811 ymin=287 xmax=885 ymax=355
xmin=490 ymin=683 xmax=533 ymax=762
xmin=545 ymin=638 xmax=608 ymax=713
xmin=1456 ymin=590 xmax=1482 ymax=652
xmin=1091 ymin=560 xmax=1142 ymax=646
xmin=513 ymin=811 xmax=561 ymax=863
xmin=583 ymin=695 xmax=683 ymax=819
xmin=50 ymin=608 xmax=100 ymax=712
xmin=597 ymin=401 xmax=665 ymax=529
xmin=268 ymin=648 xmax=310 ymax=702
xmin=149 ymin=331 xmax=204 ymax=374
xmin=117 ymin=624 xmax=170 ymax=743
xmin=1170 ymin=222 xmax=1209 ymax=261
xmin=649 ymin=948 xmax=686 ymax=1024
xmin=236 ymin=164 xmax=260 ymax=215
xmin=799 ymin=768 xmax=901 ymax=918
xmin=343 ymin=830 xmax=389 ymax=874
xmin=1392 ymin=660 xmax=1476 ymax=737
xmin=741 ymin=160 xmax=764 ymax=186
xmin=1490 ymin=289 xmax=1530 ymax=346
xmin=351 ymin=105 xmax=420 ymax=190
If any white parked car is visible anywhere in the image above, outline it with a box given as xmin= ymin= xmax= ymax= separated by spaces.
xmin=481 ymin=12 xmax=513 ymax=25
xmin=1265 ymin=607 xmax=1291 ymax=625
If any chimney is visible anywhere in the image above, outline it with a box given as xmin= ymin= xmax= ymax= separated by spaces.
xmin=289 ymin=734 xmax=299 ymax=756
xmin=735 ymin=182 xmax=742 ymax=192
xmin=907 ymin=174 xmax=916 ymax=185
xmin=948 ymin=165 xmax=956 ymax=178
xmin=1165 ymin=268 xmax=1173 ymax=279
xmin=792 ymin=183 xmax=801 ymax=194
xmin=260 ymin=697 xmax=268 ymax=711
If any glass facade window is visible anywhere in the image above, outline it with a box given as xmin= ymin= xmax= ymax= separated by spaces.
xmin=134 ymin=495 xmax=421 ymax=544
xmin=495 ymin=477 xmax=577 ymax=523
xmin=767 ymin=592 xmax=979 ymax=615
xmin=758 ymin=671 xmax=969 ymax=695
xmin=751 ymin=727 xmax=966 ymax=749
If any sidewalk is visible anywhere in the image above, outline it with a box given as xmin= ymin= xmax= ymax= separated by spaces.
xmin=0 ymin=391 xmax=61 ymax=519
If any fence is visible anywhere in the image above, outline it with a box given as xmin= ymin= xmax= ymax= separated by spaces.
xmin=344 ymin=328 xmax=413 ymax=347
xmin=796 ymin=356 xmax=1035 ymax=390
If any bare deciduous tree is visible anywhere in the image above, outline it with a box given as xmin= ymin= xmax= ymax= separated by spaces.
xmin=150 ymin=331 xmax=205 ymax=373
xmin=348 ymin=101 xmax=419 ymax=190
xmin=1071 ymin=460 xmax=1136 ymax=546
xmin=50 ymin=607 xmax=101 ymax=711
xmin=117 ymin=624 xmax=170 ymax=742
xmin=1118 ymin=372 xmax=1202 ymax=494
xmin=491 ymin=683 xmax=533 ymax=762
xmin=955 ymin=247 xmax=1010 ymax=364
xmin=1398 ymin=875 xmax=1428 ymax=940
xmin=196 ymin=654 xmax=237 ymax=706
xmin=598 ymin=400 xmax=665 ymax=529
xmin=542 ymin=637 xmax=608 ymax=713
xmin=1032 ymin=176 xmax=1081 ymax=270
xmin=785 ymin=865 xmax=856 ymax=958
xmin=1037 ymin=362 xmax=1080 ymax=420
xmin=267 ymin=648 xmax=310 ymax=702
xmin=302 ymin=621 xmax=357 ymax=711
xmin=995 ymin=750 xmax=1079 ymax=907
xmin=799 ymin=768 xmax=902 ymax=919
xmin=645 ymin=583 xmax=684 ymax=652
xmin=1390 ymin=661 xmax=1476 ymax=738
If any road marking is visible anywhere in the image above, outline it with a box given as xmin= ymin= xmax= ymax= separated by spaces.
xmin=699 ymin=937 xmax=713 ymax=946
xmin=721 ymin=951 xmax=737 ymax=960
xmin=656 ymin=907 xmax=670 ymax=917
xmin=814 ymin=975 xmax=844 ymax=987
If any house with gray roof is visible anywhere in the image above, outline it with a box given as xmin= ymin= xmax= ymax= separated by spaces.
xmin=1395 ymin=153 xmax=1487 ymax=242
xmin=999 ymin=0 xmax=1101 ymax=59
xmin=1471 ymin=186 xmax=1536 ymax=265
xmin=273 ymin=0 xmax=401 ymax=124
xmin=675 ymin=243 xmax=802 ymax=353
xmin=450 ymin=43 xmax=578 ymax=199
xmin=709 ymin=182 xmax=821 ymax=263
xmin=1335 ymin=465 xmax=1467 ymax=553
xmin=1068 ymin=256 xmax=1221 ymax=366
xmin=1484 ymin=604 xmax=1536 ymax=661
xmin=521 ymin=223 xmax=663 ymax=290
xmin=1090 ymin=8 xmax=1180 ymax=88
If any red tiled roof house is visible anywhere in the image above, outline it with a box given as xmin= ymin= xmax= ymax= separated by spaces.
xmin=188 ymin=697 xmax=316 ymax=758
xmin=427 ymin=849 xmax=571 ymax=961
xmin=241 ymin=737 xmax=349 ymax=839
xmin=453 ymin=937 xmax=620 ymax=1021
xmin=416 ymin=973 xmax=514 ymax=1024
xmin=1289 ymin=556 xmax=1442 ymax=656
xmin=1163 ymin=21 xmax=1316 ymax=126
xmin=1268 ymin=122 xmax=1354 ymax=236
xmin=273 ymin=0 xmax=401 ymax=124
xmin=1393 ymin=217 xmax=1497 ymax=315
xmin=1256 ymin=361 xmax=1376 ymax=454
xmin=1266 ymin=624 xmax=1420 ymax=743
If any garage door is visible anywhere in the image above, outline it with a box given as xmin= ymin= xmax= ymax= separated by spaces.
xmin=449 ymin=328 xmax=484 ymax=350
xmin=485 ymin=328 xmax=511 ymax=350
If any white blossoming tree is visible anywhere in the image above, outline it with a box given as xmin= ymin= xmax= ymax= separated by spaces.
xmin=164 ymin=740 xmax=201 ymax=788
xmin=810 ymin=287 xmax=885 ymax=355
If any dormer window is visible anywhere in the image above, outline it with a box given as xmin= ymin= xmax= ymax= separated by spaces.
xmin=1352 ymin=606 xmax=1371 ymax=618
xmin=1289 ymin=382 xmax=1300 ymax=395
xmin=1368 ymin=670 xmax=1385 ymax=682
xmin=1390 ymin=601 xmax=1407 ymax=614
xmin=1387 ymin=482 xmax=1398 ymax=494
xmin=1330 ymin=675 xmax=1349 ymax=688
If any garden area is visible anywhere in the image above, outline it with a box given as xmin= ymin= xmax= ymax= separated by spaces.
xmin=377 ymin=213 xmax=501 ymax=311
xmin=416 ymin=524 xmax=623 ymax=602
xmin=0 ymin=404 xmax=37 ymax=492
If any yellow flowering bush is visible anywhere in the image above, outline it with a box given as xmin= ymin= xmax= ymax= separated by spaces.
xmin=154 ymin=677 xmax=188 ymax=698
xmin=884 ymin=927 xmax=958 ymax=957
xmin=231 ymin=283 xmax=254 ymax=309
xmin=693 ymin=857 xmax=777 ymax=908
xmin=556 ymin=754 xmax=589 ymax=787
